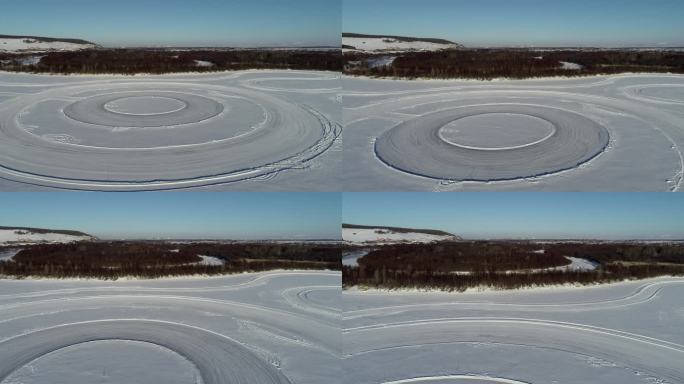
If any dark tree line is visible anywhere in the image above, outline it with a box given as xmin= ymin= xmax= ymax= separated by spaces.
xmin=344 ymin=49 xmax=684 ymax=80
xmin=342 ymin=241 xmax=684 ymax=291
xmin=543 ymin=243 xmax=684 ymax=264
xmin=1 ymin=49 xmax=341 ymax=74
xmin=343 ymin=264 xmax=684 ymax=291
xmin=0 ymin=242 xmax=341 ymax=279
xmin=357 ymin=242 xmax=570 ymax=273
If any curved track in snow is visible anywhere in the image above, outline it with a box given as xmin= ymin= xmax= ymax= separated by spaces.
xmin=0 ymin=320 xmax=291 ymax=384
xmin=0 ymin=270 xmax=340 ymax=384
xmin=343 ymin=74 xmax=684 ymax=191
xmin=343 ymin=277 xmax=684 ymax=384
xmin=0 ymin=71 xmax=340 ymax=191
xmin=375 ymin=103 xmax=609 ymax=181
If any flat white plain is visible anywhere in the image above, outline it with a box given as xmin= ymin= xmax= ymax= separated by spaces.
xmin=0 ymin=70 xmax=341 ymax=191
xmin=0 ymin=270 xmax=340 ymax=384
xmin=343 ymin=277 xmax=684 ymax=384
xmin=343 ymin=74 xmax=684 ymax=191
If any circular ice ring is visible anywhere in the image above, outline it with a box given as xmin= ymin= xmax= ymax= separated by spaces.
xmin=375 ymin=104 xmax=610 ymax=181
xmin=64 ymin=91 xmax=224 ymax=127
xmin=437 ymin=113 xmax=557 ymax=151
xmin=103 ymin=96 xmax=188 ymax=116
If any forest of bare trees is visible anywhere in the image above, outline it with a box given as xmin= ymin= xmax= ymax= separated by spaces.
xmin=344 ymin=49 xmax=684 ymax=79
xmin=1 ymin=49 xmax=341 ymax=74
xmin=342 ymin=242 xmax=684 ymax=291
xmin=0 ymin=242 xmax=341 ymax=279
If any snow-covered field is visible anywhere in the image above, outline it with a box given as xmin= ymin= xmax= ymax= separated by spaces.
xmin=0 ymin=229 xmax=94 ymax=246
xmin=342 ymin=74 xmax=684 ymax=191
xmin=343 ymin=277 xmax=684 ymax=383
xmin=342 ymin=227 xmax=457 ymax=245
xmin=0 ymin=270 xmax=340 ymax=384
xmin=343 ymin=37 xmax=460 ymax=53
xmin=0 ymin=70 xmax=341 ymax=191
xmin=0 ymin=38 xmax=96 ymax=53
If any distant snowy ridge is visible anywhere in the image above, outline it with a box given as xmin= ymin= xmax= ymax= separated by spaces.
xmin=0 ymin=34 xmax=97 ymax=53
xmin=343 ymin=224 xmax=460 ymax=245
xmin=0 ymin=226 xmax=96 ymax=246
xmin=343 ymin=33 xmax=462 ymax=53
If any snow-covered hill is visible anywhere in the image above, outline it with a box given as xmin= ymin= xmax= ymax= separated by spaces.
xmin=343 ymin=33 xmax=461 ymax=53
xmin=0 ymin=35 xmax=97 ymax=53
xmin=343 ymin=224 xmax=460 ymax=245
xmin=0 ymin=226 xmax=96 ymax=246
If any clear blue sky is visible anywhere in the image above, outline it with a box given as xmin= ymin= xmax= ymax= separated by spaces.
xmin=343 ymin=193 xmax=684 ymax=240
xmin=0 ymin=193 xmax=341 ymax=240
xmin=343 ymin=0 xmax=684 ymax=47
xmin=0 ymin=0 xmax=340 ymax=47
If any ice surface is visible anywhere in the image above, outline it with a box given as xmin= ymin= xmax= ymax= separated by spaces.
xmin=0 ymin=70 xmax=341 ymax=191
xmin=0 ymin=270 xmax=340 ymax=384
xmin=343 ymin=277 xmax=684 ymax=383
xmin=342 ymin=74 xmax=684 ymax=191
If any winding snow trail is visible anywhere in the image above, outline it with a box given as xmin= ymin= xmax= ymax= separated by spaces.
xmin=0 ymin=270 xmax=340 ymax=384
xmin=343 ymin=277 xmax=684 ymax=384
xmin=343 ymin=74 xmax=684 ymax=191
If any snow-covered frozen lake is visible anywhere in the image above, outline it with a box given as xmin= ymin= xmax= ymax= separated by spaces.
xmin=342 ymin=74 xmax=684 ymax=191
xmin=343 ymin=277 xmax=684 ymax=383
xmin=0 ymin=270 xmax=340 ymax=384
xmin=0 ymin=70 xmax=341 ymax=191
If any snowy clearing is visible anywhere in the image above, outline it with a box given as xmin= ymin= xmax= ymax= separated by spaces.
xmin=0 ymin=70 xmax=341 ymax=191
xmin=194 ymin=255 xmax=226 ymax=266
xmin=342 ymin=74 xmax=684 ymax=191
xmin=343 ymin=277 xmax=684 ymax=384
xmin=0 ymin=270 xmax=340 ymax=384
xmin=560 ymin=61 xmax=584 ymax=70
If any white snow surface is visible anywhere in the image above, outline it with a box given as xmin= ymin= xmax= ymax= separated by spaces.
xmin=0 ymin=38 xmax=96 ymax=53
xmin=343 ymin=276 xmax=684 ymax=383
xmin=195 ymin=255 xmax=225 ymax=266
xmin=194 ymin=60 xmax=215 ymax=67
xmin=0 ymin=70 xmax=341 ymax=191
xmin=562 ymin=256 xmax=599 ymax=271
xmin=343 ymin=227 xmax=457 ymax=245
xmin=0 ymin=270 xmax=340 ymax=384
xmin=343 ymin=37 xmax=459 ymax=53
xmin=0 ymin=229 xmax=93 ymax=246
xmin=560 ymin=61 xmax=584 ymax=70
xmin=342 ymin=74 xmax=684 ymax=191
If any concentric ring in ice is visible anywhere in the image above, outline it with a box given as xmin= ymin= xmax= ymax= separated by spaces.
xmin=0 ymin=271 xmax=340 ymax=384
xmin=342 ymin=74 xmax=684 ymax=191
xmin=104 ymin=96 xmax=188 ymax=115
xmin=64 ymin=91 xmax=223 ymax=127
xmin=437 ymin=113 xmax=556 ymax=151
xmin=0 ymin=74 xmax=340 ymax=190
xmin=375 ymin=104 xmax=609 ymax=181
